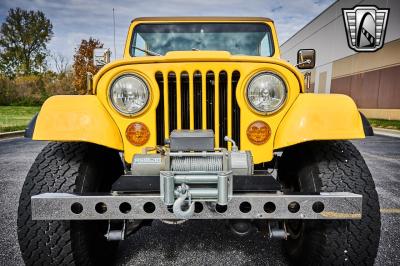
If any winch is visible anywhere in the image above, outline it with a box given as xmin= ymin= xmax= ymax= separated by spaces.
xmin=130 ymin=130 xmax=253 ymax=218
xmin=30 ymin=129 xmax=363 ymax=223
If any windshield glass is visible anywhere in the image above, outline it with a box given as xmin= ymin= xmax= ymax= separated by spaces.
xmin=131 ymin=23 xmax=274 ymax=57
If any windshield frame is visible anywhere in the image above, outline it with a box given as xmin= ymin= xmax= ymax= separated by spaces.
xmin=129 ymin=22 xmax=275 ymax=57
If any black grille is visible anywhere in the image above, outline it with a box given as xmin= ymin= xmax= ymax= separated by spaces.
xmin=155 ymin=70 xmax=241 ymax=149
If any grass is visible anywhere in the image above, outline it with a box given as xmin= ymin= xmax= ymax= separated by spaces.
xmin=368 ymin=118 xmax=400 ymax=130
xmin=0 ymin=106 xmax=41 ymax=133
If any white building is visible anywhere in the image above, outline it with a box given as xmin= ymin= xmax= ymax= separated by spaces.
xmin=280 ymin=0 xmax=400 ymax=120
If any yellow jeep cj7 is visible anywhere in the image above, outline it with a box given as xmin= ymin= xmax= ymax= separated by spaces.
xmin=18 ymin=17 xmax=380 ymax=265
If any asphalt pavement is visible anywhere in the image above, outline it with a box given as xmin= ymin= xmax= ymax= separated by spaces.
xmin=0 ymin=135 xmax=399 ymax=265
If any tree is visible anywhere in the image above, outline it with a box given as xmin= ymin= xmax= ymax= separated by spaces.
xmin=51 ymin=52 xmax=69 ymax=75
xmin=0 ymin=8 xmax=53 ymax=77
xmin=72 ymin=37 xmax=103 ymax=95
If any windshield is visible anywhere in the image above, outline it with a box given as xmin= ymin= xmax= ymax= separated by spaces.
xmin=131 ymin=23 xmax=274 ymax=57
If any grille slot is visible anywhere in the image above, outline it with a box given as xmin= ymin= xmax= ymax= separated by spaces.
xmin=155 ymin=70 xmax=241 ymax=149
xmin=155 ymin=72 xmax=165 ymax=145
xmin=193 ymin=71 xmax=202 ymax=130
xmin=219 ymin=71 xmax=228 ymax=148
xmin=168 ymin=72 xmax=177 ymax=132
xmin=206 ymin=71 xmax=215 ymax=132
xmin=180 ymin=72 xmax=190 ymax=129
xmin=232 ymin=71 xmax=241 ymax=148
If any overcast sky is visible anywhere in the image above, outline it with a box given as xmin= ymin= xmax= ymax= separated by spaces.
xmin=0 ymin=0 xmax=334 ymax=66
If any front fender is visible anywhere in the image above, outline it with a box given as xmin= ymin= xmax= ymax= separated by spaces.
xmin=32 ymin=95 xmax=123 ymax=150
xmin=274 ymin=94 xmax=364 ymax=149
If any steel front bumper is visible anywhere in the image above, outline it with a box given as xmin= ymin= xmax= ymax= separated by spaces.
xmin=31 ymin=192 xmax=362 ymax=220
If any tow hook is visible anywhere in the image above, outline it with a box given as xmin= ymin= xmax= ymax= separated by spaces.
xmin=173 ymin=184 xmax=195 ymax=219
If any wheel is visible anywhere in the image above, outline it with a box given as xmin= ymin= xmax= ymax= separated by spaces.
xmin=17 ymin=142 xmax=124 ymax=265
xmin=278 ymin=141 xmax=381 ymax=265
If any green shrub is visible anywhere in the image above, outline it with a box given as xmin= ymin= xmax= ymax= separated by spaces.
xmin=368 ymin=119 xmax=400 ymax=130
xmin=0 ymin=72 xmax=76 ymax=106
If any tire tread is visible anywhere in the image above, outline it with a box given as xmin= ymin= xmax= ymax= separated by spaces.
xmin=17 ymin=142 xmax=121 ymax=266
xmin=280 ymin=141 xmax=381 ymax=265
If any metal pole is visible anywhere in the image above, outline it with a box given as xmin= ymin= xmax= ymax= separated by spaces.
xmin=113 ymin=8 xmax=116 ymax=60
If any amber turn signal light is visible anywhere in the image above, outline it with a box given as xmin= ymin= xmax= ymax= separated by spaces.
xmin=126 ymin=122 xmax=150 ymax=146
xmin=246 ymin=121 xmax=271 ymax=145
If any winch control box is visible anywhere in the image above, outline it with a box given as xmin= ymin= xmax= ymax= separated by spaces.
xmin=169 ymin=129 xmax=214 ymax=151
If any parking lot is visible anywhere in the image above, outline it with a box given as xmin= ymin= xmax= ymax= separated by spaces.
xmin=0 ymin=135 xmax=399 ymax=265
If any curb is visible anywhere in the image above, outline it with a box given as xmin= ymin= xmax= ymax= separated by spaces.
xmin=0 ymin=130 xmax=25 ymax=140
xmin=373 ymin=127 xmax=400 ymax=138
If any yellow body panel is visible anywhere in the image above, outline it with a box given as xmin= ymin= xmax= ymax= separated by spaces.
xmin=95 ymin=60 xmax=301 ymax=164
xmin=227 ymin=72 xmax=233 ymax=150
xmin=33 ymin=95 xmax=123 ymax=150
xmin=31 ymin=18 xmax=365 ymax=165
xmin=189 ymin=74 xmax=194 ymax=129
xmin=274 ymin=94 xmax=365 ymax=149
xmin=201 ymin=74 xmax=207 ymax=129
xmin=214 ymin=73 xmax=220 ymax=147
xmin=93 ymin=52 xmax=305 ymax=93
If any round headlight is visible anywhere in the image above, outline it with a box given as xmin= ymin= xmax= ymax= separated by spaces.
xmin=246 ymin=72 xmax=287 ymax=114
xmin=110 ymin=74 xmax=149 ymax=115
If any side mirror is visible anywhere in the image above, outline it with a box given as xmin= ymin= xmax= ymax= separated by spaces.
xmin=296 ymin=49 xmax=316 ymax=69
xmin=93 ymin=48 xmax=111 ymax=67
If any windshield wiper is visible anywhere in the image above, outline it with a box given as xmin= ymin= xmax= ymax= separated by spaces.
xmin=132 ymin=46 xmax=162 ymax=56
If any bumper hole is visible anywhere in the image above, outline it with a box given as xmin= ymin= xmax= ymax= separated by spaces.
xmin=71 ymin=202 xmax=83 ymax=214
xmin=194 ymin=202 xmax=203 ymax=213
xmin=144 ymin=202 xmax=156 ymax=213
xmin=95 ymin=202 xmax=107 ymax=214
xmin=216 ymin=204 xmax=227 ymax=213
xmin=239 ymin=202 xmax=251 ymax=213
xmin=119 ymin=202 xmax=131 ymax=214
xmin=264 ymin=202 xmax=276 ymax=213
xmin=288 ymin=201 xmax=300 ymax=213
xmin=167 ymin=205 xmax=173 ymax=213
xmin=312 ymin=201 xmax=324 ymax=213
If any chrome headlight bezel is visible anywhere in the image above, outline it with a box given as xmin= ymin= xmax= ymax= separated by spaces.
xmin=245 ymin=71 xmax=288 ymax=115
xmin=109 ymin=73 xmax=150 ymax=116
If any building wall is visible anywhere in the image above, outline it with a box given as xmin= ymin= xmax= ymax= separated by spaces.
xmin=331 ymin=39 xmax=400 ymax=119
xmin=280 ymin=0 xmax=400 ymax=119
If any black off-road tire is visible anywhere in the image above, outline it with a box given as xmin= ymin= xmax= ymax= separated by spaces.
xmin=278 ymin=141 xmax=381 ymax=265
xmin=17 ymin=142 xmax=124 ymax=266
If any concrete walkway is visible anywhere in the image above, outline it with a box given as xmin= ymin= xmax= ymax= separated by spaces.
xmin=373 ymin=128 xmax=400 ymax=138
